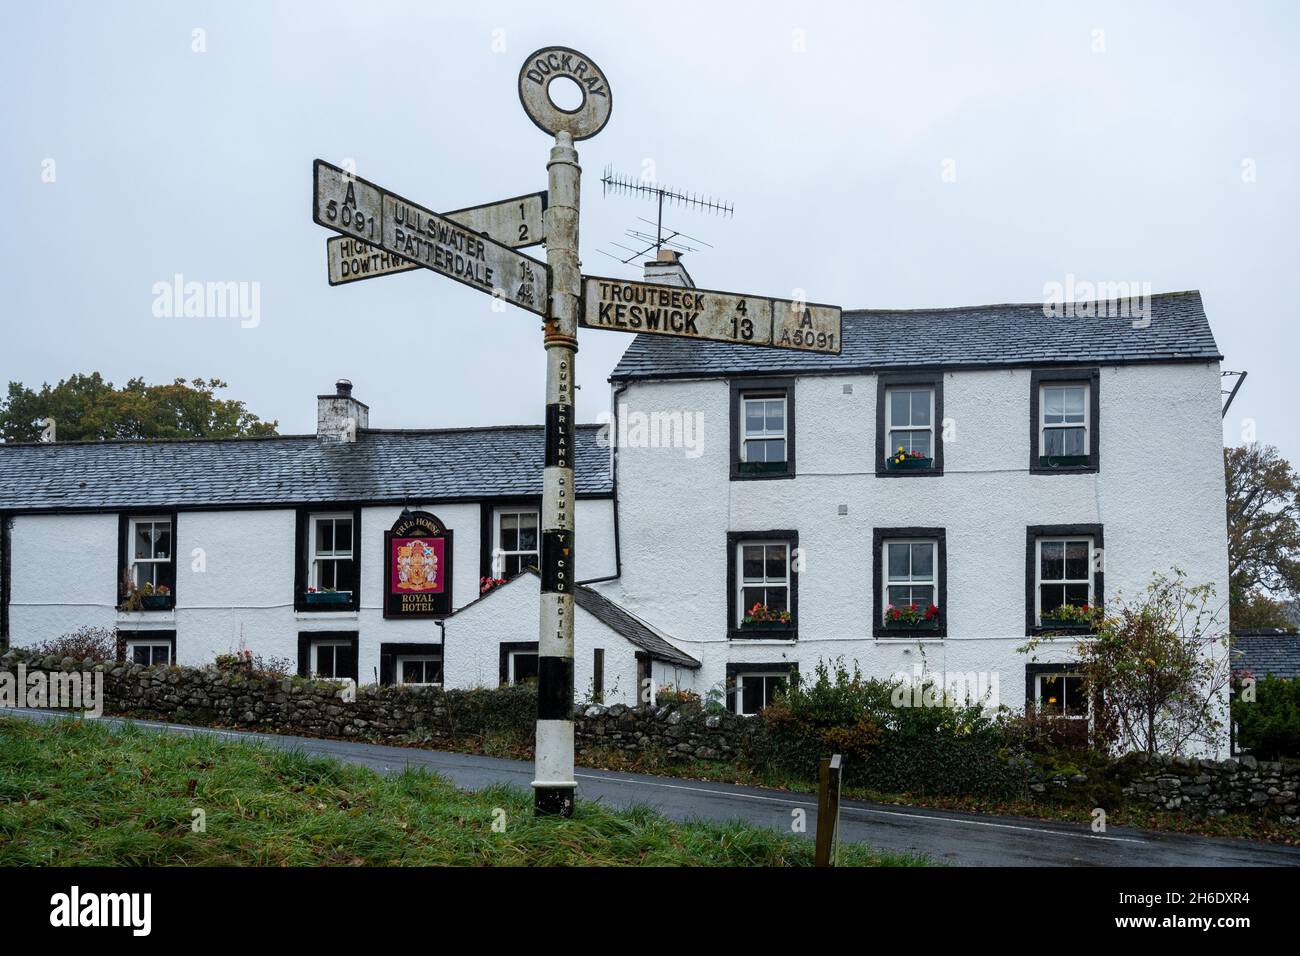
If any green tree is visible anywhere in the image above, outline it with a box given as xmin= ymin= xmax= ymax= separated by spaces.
xmin=1225 ymin=444 xmax=1300 ymax=630
xmin=0 ymin=375 xmax=277 ymax=442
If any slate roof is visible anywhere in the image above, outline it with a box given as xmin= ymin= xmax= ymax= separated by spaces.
xmin=610 ymin=290 xmax=1220 ymax=381
xmin=0 ymin=426 xmax=612 ymax=512
xmin=1232 ymin=630 xmax=1300 ymax=680
xmin=573 ymin=582 xmax=701 ymax=669
xmin=454 ymin=571 xmax=700 ymax=669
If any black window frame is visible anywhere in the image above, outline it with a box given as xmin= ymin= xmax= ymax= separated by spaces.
xmin=727 ymin=529 xmax=799 ymax=641
xmin=1025 ymin=524 xmax=1104 ymax=636
xmin=499 ymin=640 xmax=539 ymax=686
xmin=379 ymin=642 xmax=444 ymax=687
xmin=1029 ymin=368 xmax=1100 ymax=474
xmin=875 ymin=372 xmax=945 ymax=477
xmin=117 ymin=510 xmax=179 ymax=612
xmin=730 ymin=378 xmax=796 ymax=480
xmin=297 ymin=631 xmax=359 ymax=681
xmin=295 ymin=505 xmax=362 ymax=613
xmin=872 ymin=527 xmax=947 ymax=639
xmin=116 ymin=629 xmax=177 ymax=665
xmin=725 ymin=662 xmax=797 ymax=715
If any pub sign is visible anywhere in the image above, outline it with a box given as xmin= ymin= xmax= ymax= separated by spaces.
xmin=384 ymin=510 xmax=453 ymax=618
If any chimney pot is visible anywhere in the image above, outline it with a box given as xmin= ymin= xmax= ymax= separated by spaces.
xmin=336 ymin=379 xmax=353 ymax=397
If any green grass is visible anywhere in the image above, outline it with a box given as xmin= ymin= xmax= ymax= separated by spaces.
xmin=0 ymin=718 xmax=928 ymax=867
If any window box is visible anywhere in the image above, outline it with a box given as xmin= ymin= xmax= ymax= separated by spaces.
xmin=739 ymin=620 xmax=794 ymax=633
xmin=139 ymin=594 xmax=171 ymax=610
xmin=885 ymin=455 xmax=934 ymax=471
xmin=737 ymin=460 xmax=789 ymax=476
xmin=1038 ymin=455 xmax=1090 ymax=468
xmin=305 ymin=590 xmax=350 ymax=606
xmin=882 ymin=616 xmax=940 ymax=632
xmin=1038 ymin=615 xmax=1092 ymax=631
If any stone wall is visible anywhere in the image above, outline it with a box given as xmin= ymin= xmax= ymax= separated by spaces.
xmin=575 ymin=703 xmax=756 ymax=760
xmin=1024 ymin=752 xmax=1300 ymax=820
xmin=0 ymin=650 xmax=753 ymax=759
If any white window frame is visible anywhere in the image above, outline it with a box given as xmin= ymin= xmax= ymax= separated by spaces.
xmin=1039 ymin=383 xmax=1090 ymax=459
xmin=740 ymin=393 xmax=787 ymax=464
xmin=310 ymin=638 xmax=353 ymax=679
xmin=396 ymin=654 xmax=443 ymax=687
xmin=1035 ymin=537 xmax=1094 ymax=624
xmin=507 ymin=649 xmax=539 ymax=685
xmin=884 ymin=386 xmax=935 ymax=460
xmin=309 ymin=512 xmax=354 ymax=594
xmin=733 ymin=671 xmax=789 ymax=716
xmin=124 ymin=638 xmax=171 ymax=667
xmin=736 ymin=540 xmax=791 ymax=627
xmin=494 ymin=509 xmax=540 ymax=578
xmin=882 ymin=538 xmax=938 ymax=614
xmin=1033 ymin=671 xmax=1090 ymax=720
xmin=128 ymin=516 xmax=172 ymax=590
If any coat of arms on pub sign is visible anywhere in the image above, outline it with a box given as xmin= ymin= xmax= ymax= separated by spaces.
xmin=384 ymin=511 xmax=453 ymax=618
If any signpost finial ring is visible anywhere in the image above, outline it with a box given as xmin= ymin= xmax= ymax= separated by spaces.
xmin=518 ymin=46 xmax=612 ymax=141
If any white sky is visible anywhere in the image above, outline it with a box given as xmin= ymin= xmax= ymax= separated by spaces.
xmin=2 ymin=0 xmax=1296 ymax=461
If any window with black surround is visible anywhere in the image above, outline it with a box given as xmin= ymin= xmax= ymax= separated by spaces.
xmin=117 ymin=630 xmax=176 ymax=666
xmin=496 ymin=509 xmax=539 ymax=577
xmin=730 ymin=378 xmax=795 ymax=479
xmin=872 ymin=528 xmax=946 ymax=638
xmin=499 ymin=641 xmax=539 ymax=685
xmin=726 ymin=662 xmax=796 ymax=715
xmin=295 ymin=506 xmax=361 ymax=611
xmin=297 ymin=631 xmax=358 ymax=680
xmin=727 ymin=530 xmax=798 ymax=639
xmin=1024 ymin=663 xmax=1094 ymax=747
xmin=117 ymin=512 xmax=177 ymax=611
xmin=1025 ymin=524 xmax=1104 ymax=634
xmin=876 ymin=373 xmax=944 ymax=476
xmin=379 ymin=643 xmax=443 ymax=687
xmin=1030 ymin=369 xmax=1100 ymax=473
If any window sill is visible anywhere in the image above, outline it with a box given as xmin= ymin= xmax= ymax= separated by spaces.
xmin=117 ymin=609 xmax=175 ymax=622
xmin=728 ymin=629 xmax=797 ymax=643
xmin=296 ymin=610 xmax=360 ymax=621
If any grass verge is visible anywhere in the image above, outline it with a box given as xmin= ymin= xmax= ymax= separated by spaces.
xmin=0 ymin=717 xmax=928 ymax=867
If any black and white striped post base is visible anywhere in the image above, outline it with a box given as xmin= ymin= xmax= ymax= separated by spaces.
xmin=533 ymin=129 xmax=581 ymax=817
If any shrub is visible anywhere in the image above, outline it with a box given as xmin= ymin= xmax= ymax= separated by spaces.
xmin=751 ymin=659 xmax=1027 ymax=798
xmin=27 ymin=626 xmax=116 ymax=662
xmin=1235 ymin=676 xmax=1300 ymax=760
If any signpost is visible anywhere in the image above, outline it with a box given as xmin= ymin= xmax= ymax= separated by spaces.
xmin=311 ymin=42 xmax=842 ymax=818
xmin=581 ymin=275 xmax=841 ymax=354
xmin=326 ymin=191 xmax=547 ymax=285
xmin=313 ymin=160 xmax=548 ymax=315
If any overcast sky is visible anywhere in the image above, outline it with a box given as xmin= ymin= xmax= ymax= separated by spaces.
xmin=2 ymin=0 xmax=1296 ymax=461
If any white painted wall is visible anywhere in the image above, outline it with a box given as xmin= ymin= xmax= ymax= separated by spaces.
xmin=6 ymin=497 xmax=617 ymax=687
xmin=442 ymin=573 xmax=642 ymax=705
xmin=595 ymin=360 xmax=1231 ymax=751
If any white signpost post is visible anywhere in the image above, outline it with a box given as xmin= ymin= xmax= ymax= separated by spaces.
xmin=311 ymin=44 xmax=841 ymax=818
